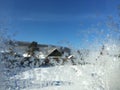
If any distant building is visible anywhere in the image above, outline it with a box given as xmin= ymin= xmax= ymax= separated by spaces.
xmin=46 ymin=48 xmax=62 ymax=58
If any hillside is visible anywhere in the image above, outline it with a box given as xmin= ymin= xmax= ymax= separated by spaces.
xmin=10 ymin=40 xmax=71 ymax=55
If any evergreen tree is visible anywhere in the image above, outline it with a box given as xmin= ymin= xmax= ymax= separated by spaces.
xmin=28 ymin=41 xmax=39 ymax=56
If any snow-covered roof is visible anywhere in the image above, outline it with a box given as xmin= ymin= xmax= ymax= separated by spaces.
xmin=23 ymin=53 xmax=31 ymax=57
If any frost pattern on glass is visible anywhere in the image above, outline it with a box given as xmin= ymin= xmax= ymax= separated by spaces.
xmin=0 ymin=19 xmax=120 ymax=90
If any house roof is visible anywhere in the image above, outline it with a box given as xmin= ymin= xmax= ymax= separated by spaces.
xmin=46 ymin=48 xmax=62 ymax=57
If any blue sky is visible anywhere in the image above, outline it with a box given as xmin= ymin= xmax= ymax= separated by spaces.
xmin=0 ymin=0 xmax=120 ymax=48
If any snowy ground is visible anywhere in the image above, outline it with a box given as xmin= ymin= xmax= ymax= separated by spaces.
xmin=10 ymin=56 xmax=120 ymax=90
xmin=11 ymin=65 xmax=102 ymax=90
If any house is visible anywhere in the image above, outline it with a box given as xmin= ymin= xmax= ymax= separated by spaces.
xmin=43 ymin=48 xmax=76 ymax=65
xmin=43 ymin=48 xmax=62 ymax=65
xmin=46 ymin=48 xmax=62 ymax=58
